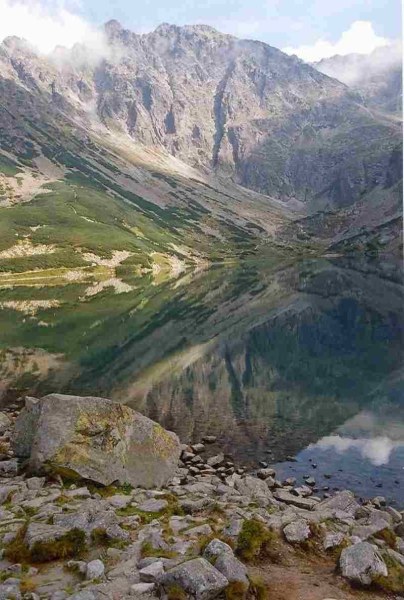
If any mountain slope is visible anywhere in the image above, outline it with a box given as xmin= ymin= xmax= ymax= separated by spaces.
xmin=0 ymin=22 xmax=402 ymax=270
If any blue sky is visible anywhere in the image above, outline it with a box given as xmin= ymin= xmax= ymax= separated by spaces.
xmin=0 ymin=0 xmax=401 ymax=60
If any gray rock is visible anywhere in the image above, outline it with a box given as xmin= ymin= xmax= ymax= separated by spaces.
xmin=25 ymin=522 xmax=82 ymax=551
xmin=339 ymin=542 xmax=388 ymax=585
xmin=386 ymin=506 xmax=402 ymax=523
xmin=138 ymin=499 xmax=168 ymax=513
xmin=203 ymin=539 xmax=233 ymax=561
xmin=214 ymin=553 xmax=248 ymax=584
xmin=283 ymin=519 xmax=311 ymax=543
xmin=12 ymin=397 xmax=41 ymax=458
xmin=323 ymin=532 xmax=345 ymax=550
xmin=274 ymin=489 xmax=317 ymax=510
xmin=184 ymin=524 xmax=213 ymax=538
xmin=207 ymin=453 xmax=224 ymax=467
xmin=257 ymin=468 xmax=276 ymax=480
xmin=86 ymin=559 xmax=105 ymax=580
xmin=0 ymin=459 xmax=19 ymax=477
xmin=0 ymin=584 xmax=21 ymax=600
xmin=234 ymin=476 xmax=272 ymax=503
xmin=131 ymin=582 xmax=156 ymax=595
xmin=0 ymin=412 xmax=11 ymax=434
xmin=315 ymin=491 xmax=360 ymax=517
xmin=222 ymin=519 xmax=243 ymax=540
xmin=139 ymin=561 xmax=164 ymax=582
xmin=191 ymin=444 xmax=205 ymax=453
xmin=159 ymin=558 xmax=228 ymax=600
xmin=13 ymin=394 xmax=181 ymax=488
xmin=67 ymin=593 xmax=96 ymax=600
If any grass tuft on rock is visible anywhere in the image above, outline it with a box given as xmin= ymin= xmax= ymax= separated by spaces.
xmin=225 ymin=580 xmax=249 ymax=600
xmin=140 ymin=541 xmax=177 ymax=559
xmin=236 ymin=519 xmax=281 ymax=563
xmin=166 ymin=583 xmax=188 ymax=600
xmin=30 ymin=528 xmax=86 ymax=562
xmin=5 ymin=524 xmax=86 ymax=563
xmin=373 ymin=554 xmax=404 ymax=593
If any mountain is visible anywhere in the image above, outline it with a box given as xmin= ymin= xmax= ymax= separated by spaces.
xmin=314 ymin=43 xmax=402 ymax=115
xmin=0 ymin=22 xmax=402 ymax=275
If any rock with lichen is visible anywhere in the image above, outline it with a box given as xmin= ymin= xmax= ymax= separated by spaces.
xmin=12 ymin=394 xmax=181 ymax=488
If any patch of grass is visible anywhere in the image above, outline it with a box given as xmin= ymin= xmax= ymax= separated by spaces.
xmin=166 ymin=583 xmax=187 ymax=600
xmin=20 ymin=576 xmax=37 ymax=593
xmin=225 ymin=580 xmax=249 ymax=600
xmin=373 ymin=553 xmax=404 ymax=593
xmin=236 ymin=520 xmax=282 ymax=564
xmin=249 ymin=575 xmax=270 ymax=600
xmin=30 ymin=528 xmax=87 ymax=562
xmin=116 ymin=494 xmax=183 ymax=524
xmin=90 ymin=528 xmax=129 ymax=550
xmin=140 ymin=541 xmax=177 ymax=559
xmin=373 ymin=528 xmax=397 ymax=549
xmin=4 ymin=523 xmax=30 ymax=563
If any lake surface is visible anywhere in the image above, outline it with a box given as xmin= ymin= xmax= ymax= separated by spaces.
xmin=0 ymin=257 xmax=403 ymax=504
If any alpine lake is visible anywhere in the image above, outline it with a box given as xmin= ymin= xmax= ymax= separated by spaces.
xmin=0 ymin=256 xmax=403 ymax=505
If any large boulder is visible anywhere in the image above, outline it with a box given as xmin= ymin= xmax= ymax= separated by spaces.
xmin=339 ymin=542 xmax=388 ymax=586
xmin=12 ymin=394 xmax=181 ymax=488
xmin=159 ymin=557 xmax=228 ymax=600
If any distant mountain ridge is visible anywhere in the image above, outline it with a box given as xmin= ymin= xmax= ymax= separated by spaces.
xmin=314 ymin=42 xmax=402 ymax=115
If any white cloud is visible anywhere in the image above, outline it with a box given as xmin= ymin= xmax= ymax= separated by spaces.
xmin=312 ymin=434 xmax=403 ymax=466
xmin=0 ymin=0 xmax=103 ymax=54
xmin=282 ymin=20 xmax=390 ymax=62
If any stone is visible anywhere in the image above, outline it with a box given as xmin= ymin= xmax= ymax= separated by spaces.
xmin=386 ymin=548 xmax=404 ymax=567
xmin=323 ymin=532 xmax=345 ymax=550
xmin=138 ymin=499 xmax=168 ymax=513
xmin=202 ymin=436 xmax=217 ymax=444
xmin=315 ymin=491 xmax=360 ymax=517
xmin=183 ymin=524 xmax=213 ymax=538
xmin=67 ymin=593 xmax=96 ymax=600
xmin=12 ymin=397 xmax=41 ymax=458
xmin=283 ymin=519 xmax=311 ymax=543
xmin=26 ymin=477 xmax=45 ymax=491
xmin=139 ymin=560 xmax=164 ymax=582
xmin=273 ymin=490 xmax=317 ymax=510
xmin=256 ymin=468 xmax=276 ymax=480
xmin=13 ymin=394 xmax=181 ymax=488
xmin=130 ymin=582 xmax=156 ymax=595
xmin=25 ymin=522 xmax=83 ymax=551
xmin=339 ymin=542 xmax=388 ymax=585
xmin=234 ymin=476 xmax=272 ymax=503
xmin=0 ymin=584 xmax=21 ymax=600
xmin=207 ymin=453 xmax=225 ymax=467
xmin=191 ymin=444 xmax=205 ymax=453
xmin=159 ymin=558 xmax=228 ymax=600
xmin=0 ymin=459 xmax=18 ymax=477
xmin=0 ymin=413 xmax=11 ymax=434
xmin=214 ymin=552 xmax=248 ymax=584
xmin=86 ymin=559 xmax=105 ymax=580
xmin=222 ymin=519 xmax=243 ymax=540
xmin=386 ymin=506 xmax=402 ymax=523
xmin=203 ymin=539 xmax=233 ymax=561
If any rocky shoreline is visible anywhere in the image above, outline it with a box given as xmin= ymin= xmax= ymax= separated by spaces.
xmin=0 ymin=395 xmax=402 ymax=600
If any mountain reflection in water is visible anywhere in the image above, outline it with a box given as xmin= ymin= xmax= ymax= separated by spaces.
xmin=0 ymin=257 xmax=403 ymax=502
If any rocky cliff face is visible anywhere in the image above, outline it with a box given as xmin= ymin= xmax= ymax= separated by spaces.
xmin=0 ymin=22 xmax=401 ymax=213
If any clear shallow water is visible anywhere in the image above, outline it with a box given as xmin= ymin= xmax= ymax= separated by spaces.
xmin=0 ymin=257 xmax=403 ymax=504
